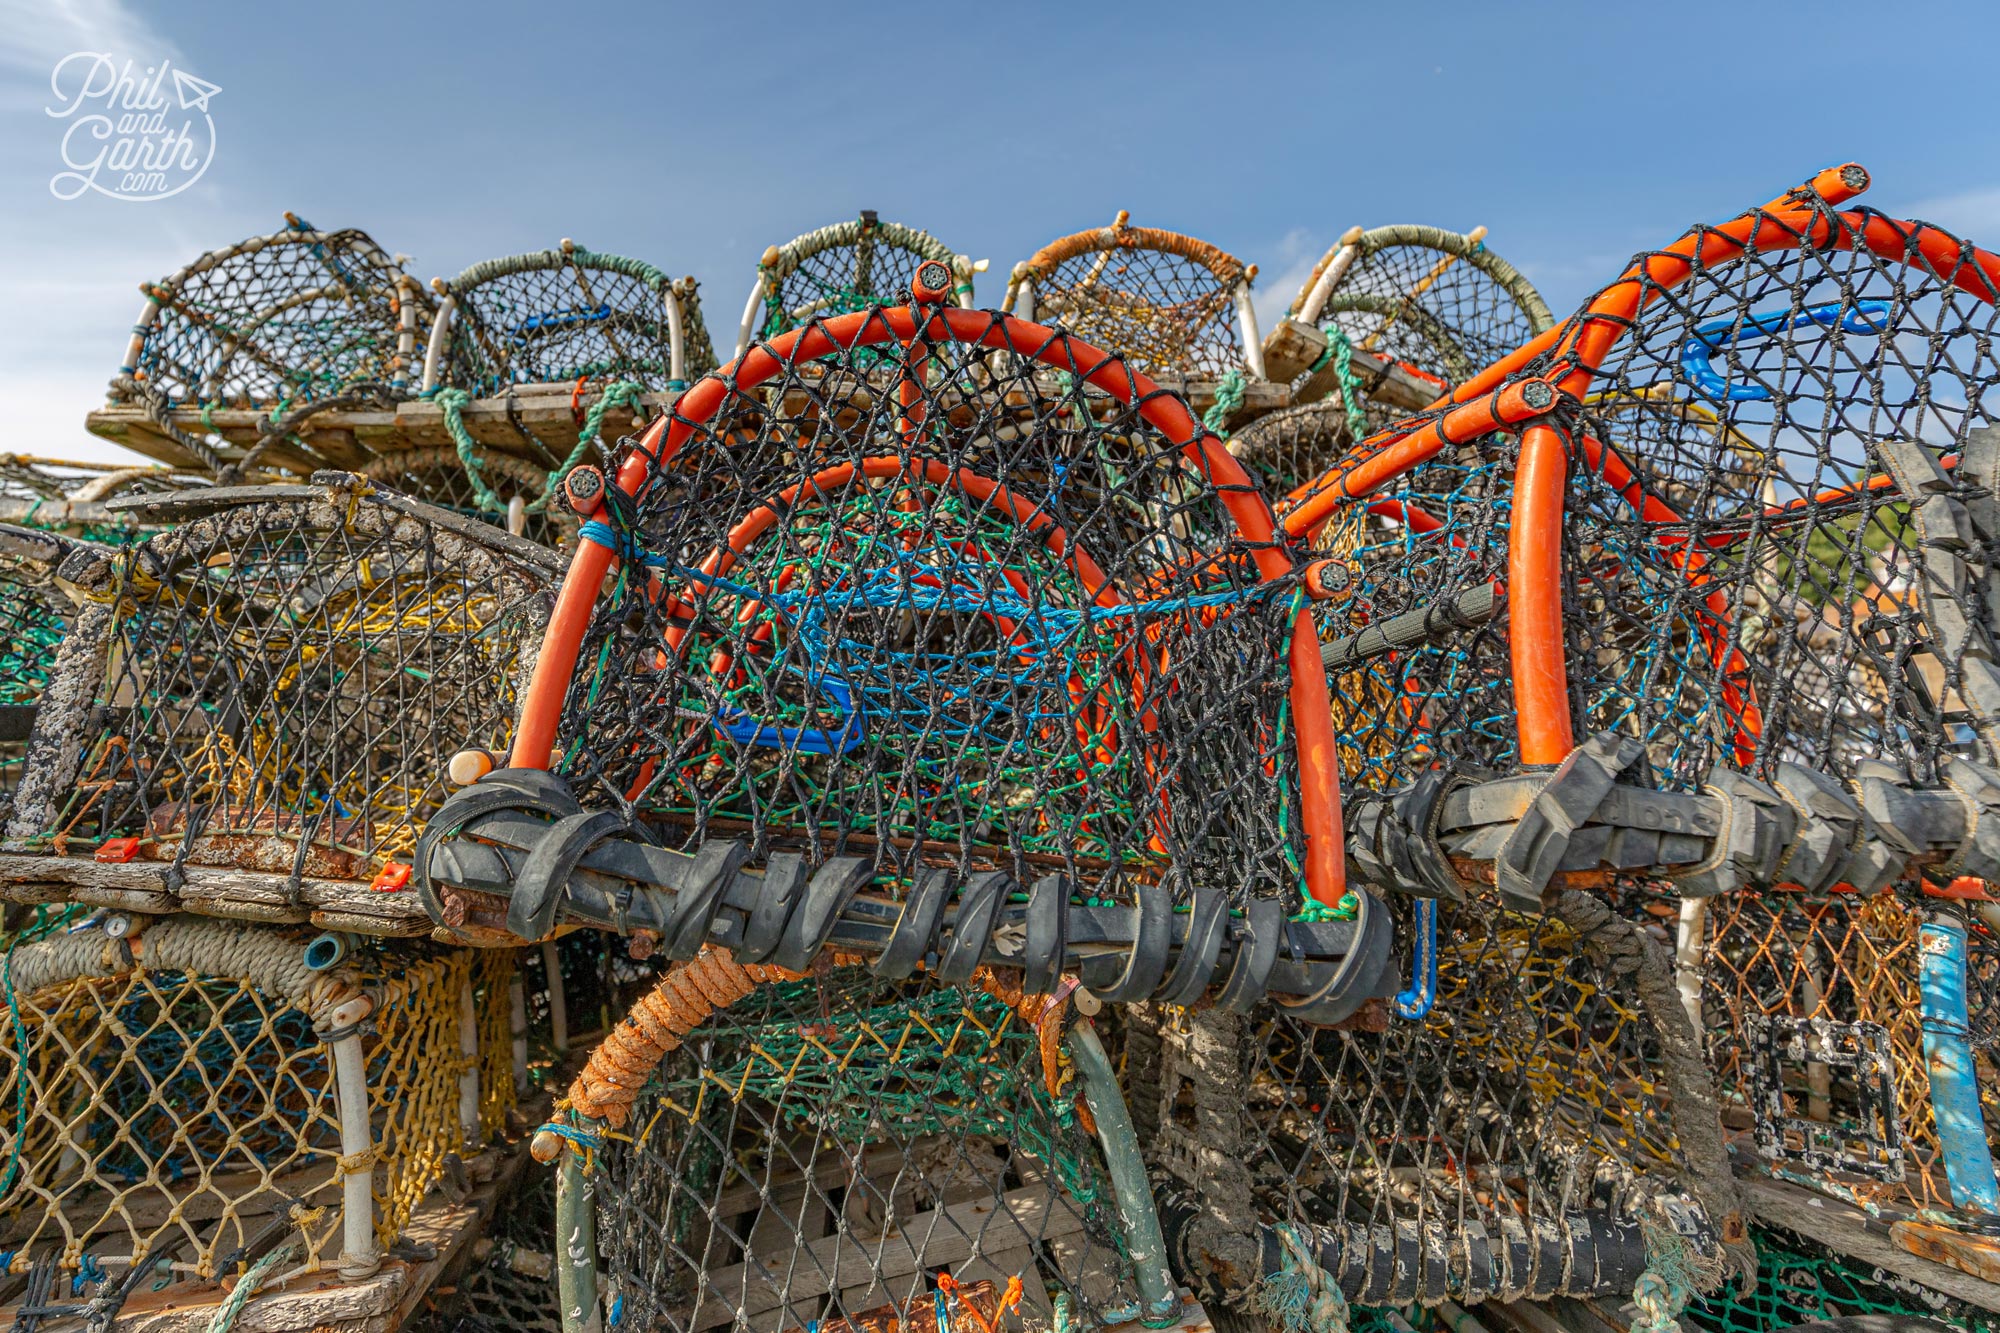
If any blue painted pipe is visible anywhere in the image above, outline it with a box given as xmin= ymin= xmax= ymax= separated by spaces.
xmin=1919 ymin=914 xmax=2000 ymax=1216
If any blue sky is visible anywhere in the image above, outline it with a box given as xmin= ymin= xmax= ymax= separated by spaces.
xmin=4 ymin=0 xmax=1999 ymax=463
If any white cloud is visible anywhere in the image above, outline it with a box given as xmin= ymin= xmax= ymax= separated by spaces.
xmin=1251 ymin=225 xmax=1334 ymax=339
xmin=0 ymin=0 xmax=181 ymax=83
xmin=1901 ymin=186 xmax=2000 ymax=243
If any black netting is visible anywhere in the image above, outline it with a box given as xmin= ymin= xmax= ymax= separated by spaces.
xmin=754 ymin=217 xmax=963 ymax=348
xmin=439 ymin=247 xmax=717 ymax=395
xmin=588 ymin=967 xmax=1142 ymax=1333
xmin=1538 ymin=203 xmax=2000 ymax=790
xmin=1299 ymin=229 xmax=1551 ymax=396
xmin=14 ymin=491 xmax=549 ymax=885
xmin=1159 ymin=894 xmax=1695 ymax=1297
xmin=115 ymin=216 xmax=423 ymax=411
xmin=553 ymin=305 xmax=1321 ymax=912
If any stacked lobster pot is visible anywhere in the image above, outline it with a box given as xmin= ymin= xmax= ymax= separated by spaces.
xmin=1297 ymin=164 xmax=2000 ymax=1305
xmin=403 ymin=196 xmax=1761 ymax=1333
xmin=0 ymin=219 xmax=590 ymax=1326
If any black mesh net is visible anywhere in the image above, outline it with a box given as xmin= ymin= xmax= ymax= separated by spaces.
xmin=1298 ymin=228 xmax=1551 ymax=397
xmin=755 ymin=217 xmax=962 ymax=346
xmin=115 ymin=216 xmax=422 ymax=411
xmin=552 ymin=303 xmax=1326 ymax=913
xmin=1537 ymin=202 xmax=2000 ymax=791
xmin=585 ymin=965 xmax=1141 ymax=1333
xmin=13 ymin=489 xmax=550 ymax=887
xmin=440 ymin=247 xmax=717 ymax=395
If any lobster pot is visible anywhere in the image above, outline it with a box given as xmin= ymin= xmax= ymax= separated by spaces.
xmin=1005 ymin=216 xmax=1256 ymax=386
xmin=1699 ymin=891 xmax=2000 ymax=1221
xmin=5 ymin=484 xmax=553 ymax=898
xmin=1687 ymin=1221 xmax=1994 ymax=1333
xmin=1145 ymin=892 xmax=1732 ymax=1308
xmin=1544 ymin=198 xmax=2000 ymax=792
xmin=431 ymin=245 xmax=716 ymax=396
xmin=742 ymin=214 xmax=970 ymax=353
xmin=549 ymin=305 xmax=1325 ymax=914
xmin=112 ymin=216 xmax=427 ymax=412
xmin=1287 ymin=225 xmax=1552 ymax=397
xmin=0 ymin=565 xmax=69 ymax=805
xmin=579 ymin=965 xmax=1143 ymax=1333
xmin=0 ymin=916 xmax=498 ymax=1289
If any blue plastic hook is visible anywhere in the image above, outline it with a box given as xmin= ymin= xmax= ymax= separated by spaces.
xmin=1679 ymin=299 xmax=1891 ymax=402
xmin=1392 ymin=897 xmax=1438 ymax=1021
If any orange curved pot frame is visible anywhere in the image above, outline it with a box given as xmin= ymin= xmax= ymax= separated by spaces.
xmin=1280 ymin=163 xmax=2000 ymax=770
xmin=510 ymin=304 xmax=1349 ymax=908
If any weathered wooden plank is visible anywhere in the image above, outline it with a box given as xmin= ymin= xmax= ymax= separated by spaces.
xmin=1746 ymin=1176 xmax=2000 ymax=1314
xmin=0 ymin=853 xmax=432 ymax=935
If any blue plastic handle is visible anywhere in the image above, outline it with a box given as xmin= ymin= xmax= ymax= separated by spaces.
xmin=713 ymin=675 xmax=866 ymax=756
xmin=1392 ymin=897 xmax=1438 ymax=1021
xmin=1679 ymin=299 xmax=1891 ymax=402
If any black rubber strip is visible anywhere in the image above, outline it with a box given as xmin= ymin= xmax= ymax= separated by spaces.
xmin=774 ymin=857 xmax=871 ymax=972
xmin=874 ymin=866 xmax=955 ymax=979
xmin=414 ymin=772 xmax=583 ymax=925
xmin=508 ymin=809 xmax=626 ymax=941
xmin=1215 ymin=894 xmax=1281 ymax=1012
xmin=936 ymin=870 xmax=1010 ymax=983
xmin=663 ymin=839 xmax=749 ymax=960
xmin=1092 ymin=883 xmax=1170 ymax=1003
xmin=737 ymin=853 xmax=805 ymax=964
xmin=1278 ymin=888 xmax=1391 ymax=1025
xmin=1023 ymin=874 xmax=1068 ymax=994
xmin=1157 ymin=890 xmax=1227 ymax=1006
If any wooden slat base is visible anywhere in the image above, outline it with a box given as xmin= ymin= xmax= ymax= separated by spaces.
xmin=0 ymin=852 xmax=432 ymax=935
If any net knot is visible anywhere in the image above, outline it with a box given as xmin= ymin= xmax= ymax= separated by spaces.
xmin=336 ymin=1148 xmax=379 ymax=1176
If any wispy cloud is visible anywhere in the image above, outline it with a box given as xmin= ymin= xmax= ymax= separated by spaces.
xmin=1251 ymin=226 xmax=1333 ymax=340
xmin=1902 ymin=186 xmax=2000 ymax=242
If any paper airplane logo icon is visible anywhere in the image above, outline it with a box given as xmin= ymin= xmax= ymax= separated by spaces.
xmin=171 ymin=68 xmax=220 ymax=112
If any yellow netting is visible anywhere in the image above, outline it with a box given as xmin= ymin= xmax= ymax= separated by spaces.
xmin=0 ymin=967 xmax=344 ymax=1278
xmin=475 ymin=948 xmax=523 ymax=1141
xmin=1437 ymin=914 xmax=1681 ymax=1171
xmin=365 ymin=948 xmax=476 ymax=1245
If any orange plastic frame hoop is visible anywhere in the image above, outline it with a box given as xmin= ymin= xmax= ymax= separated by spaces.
xmin=508 ymin=304 xmax=1350 ymax=907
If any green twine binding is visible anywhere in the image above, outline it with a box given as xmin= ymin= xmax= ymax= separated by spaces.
xmin=1202 ymin=369 xmax=1247 ymax=435
xmin=556 ymin=380 xmax=647 ymax=499
xmin=1306 ymin=327 xmax=1369 ymax=441
xmin=1630 ymin=1214 xmax=1727 ymax=1333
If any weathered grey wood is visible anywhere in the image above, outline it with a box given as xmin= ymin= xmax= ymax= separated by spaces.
xmin=0 ymin=853 xmax=432 ymax=935
xmin=1263 ymin=318 xmax=1443 ymax=416
xmin=1746 ymin=1176 xmax=2000 ymax=1314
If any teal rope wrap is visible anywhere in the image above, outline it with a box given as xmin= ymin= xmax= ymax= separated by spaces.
xmin=1629 ymin=1214 xmax=1726 ymax=1333
xmin=204 ymin=1242 xmax=299 ymax=1333
xmin=1255 ymin=1222 xmax=1349 ymax=1333
xmin=1307 ymin=327 xmax=1369 ymax=441
xmin=433 ymin=387 xmax=507 ymax=515
xmin=1202 ymin=368 xmax=1247 ymax=434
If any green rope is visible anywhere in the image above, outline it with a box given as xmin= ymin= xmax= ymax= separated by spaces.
xmin=1255 ymin=1221 xmax=1349 ymax=1333
xmin=1306 ymin=326 xmax=1369 ymax=441
xmin=555 ymin=380 xmax=647 ymax=502
xmin=204 ymin=1242 xmax=299 ymax=1333
xmin=1631 ymin=1215 xmax=1726 ymax=1333
xmin=433 ymin=387 xmax=507 ymax=515
xmin=1202 ymin=369 xmax=1246 ymax=435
